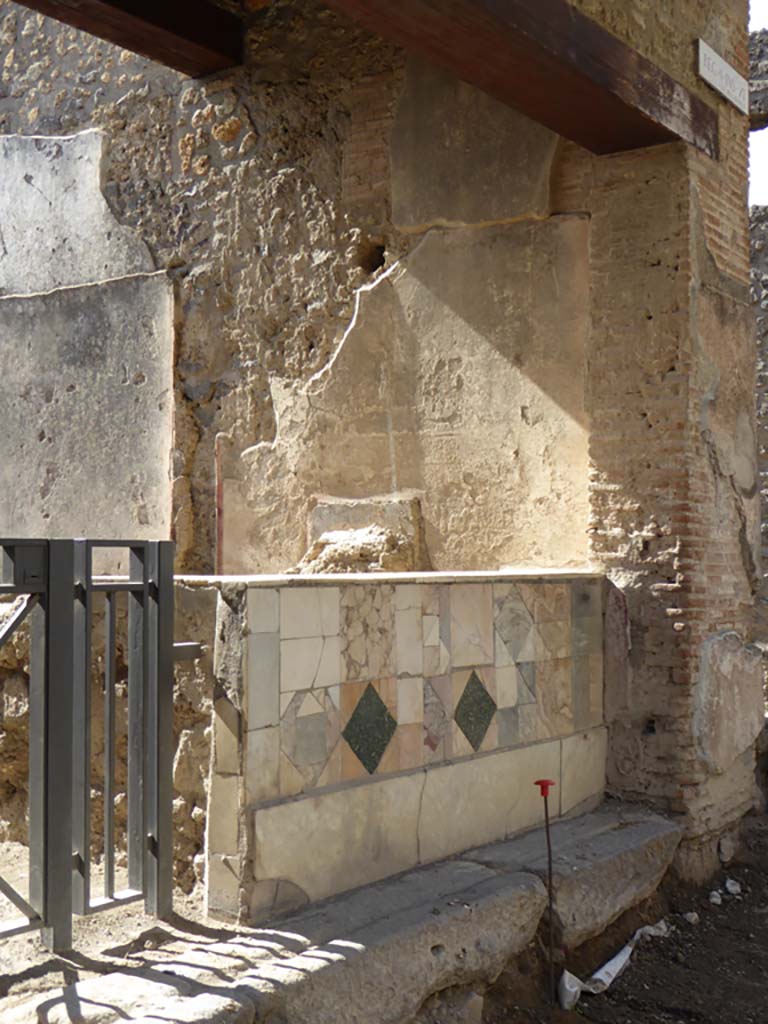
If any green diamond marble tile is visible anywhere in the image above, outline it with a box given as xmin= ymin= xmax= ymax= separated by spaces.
xmin=454 ymin=671 xmax=496 ymax=752
xmin=342 ymin=683 xmax=397 ymax=775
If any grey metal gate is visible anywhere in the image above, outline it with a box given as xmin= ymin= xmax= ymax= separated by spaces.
xmin=0 ymin=539 xmax=174 ymax=952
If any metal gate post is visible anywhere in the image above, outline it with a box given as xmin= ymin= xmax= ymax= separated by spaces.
xmin=42 ymin=540 xmax=75 ymax=951
xmin=71 ymin=540 xmax=91 ymax=915
xmin=144 ymin=541 xmax=174 ymax=917
xmin=127 ymin=545 xmax=148 ymax=893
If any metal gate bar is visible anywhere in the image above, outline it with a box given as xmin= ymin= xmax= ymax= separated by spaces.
xmin=0 ymin=538 xmax=175 ymax=951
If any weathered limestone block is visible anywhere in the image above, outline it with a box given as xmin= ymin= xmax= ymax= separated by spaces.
xmin=390 ymin=58 xmax=557 ymax=230
xmin=694 ymin=632 xmax=764 ymax=775
xmin=677 ymin=747 xmax=761 ymax=881
xmin=0 ymin=131 xmax=153 ymax=296
xmin=294 ymin=524 xmax=418 ymax=573
xmin=295 ymin=493 xmax=431 ymax=572
xmin=225 ymin=216 xmax=590 ymax=573
xmin=238 ymin=861 xmax=546 ymax=1024
xmin=251 ymin=771 xmax=423 ymax=906
xmin=0 ymin=273 xmax=173 ymax=540
xmin=413 ymin=989 xmax=484 ymax=1024
xmin=132 ymin=994 xmax=255 ymax=1024
xmin=464 ymin=804 xmax=683 ymax=948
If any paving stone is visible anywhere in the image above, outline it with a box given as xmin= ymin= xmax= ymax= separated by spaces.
xmin=132 ymin=992 xmax=255 ymax=1023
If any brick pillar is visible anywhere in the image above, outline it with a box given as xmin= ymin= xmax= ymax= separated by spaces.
xmin=588 ymin=130 xmax=761 ymax=879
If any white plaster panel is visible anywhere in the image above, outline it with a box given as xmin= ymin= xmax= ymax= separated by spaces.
xmin=252 ymin=773 xmax=423 ymax=902
xmin=0 ymin=131 xmax=153 ymax=296
xmin=561 ymin=727 xmax=608 ymax=816
xmin=247 ymin=588 xmax=280 ymax=634
xmin=0 ymin=273 xmax=173 ymax=541
xmin=418 ymin=741 xmax=562 ymax=864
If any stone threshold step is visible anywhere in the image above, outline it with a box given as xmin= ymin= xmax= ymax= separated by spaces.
xmin=4 ymin=802 xmax=682 ymax=1024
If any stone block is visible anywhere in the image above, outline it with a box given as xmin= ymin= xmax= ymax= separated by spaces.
xmin=0 ymin=274 xmax=173 ymax=542
xmin=280 ymin=586 xmax=340 ymax=639
xmin=463 ymin=804 xmax=682 ymax=948
xmin=247 ymin=587 xmax=279 ymax=634
xmin=246 ymin=727 xmax=280 ymax=805
xmin=133 ymin=993 xmax=255 ymax=1024
xmin=247 ymin=633 xmax=280 ymax=729
xmin=280 ymin=635 xmax=340 ymax=692
xmin=449 ymin=584 xmax=494 ymax=668
xmin=414 ymin=989 xmax=484 ymax=1024
xmin=309 ymin=495 xmax=426 ymax=566
xmin=561 ymin=727 xmax=607 ymax=815
xmin=239 ymin=861 xmax=546 ymax=1024
xmin=251 ymin=772 xmax=423 ymax=905
xmin=207 ymin=774 xmax=240 ymax=855
xmin=214 ymin=696 xmax=240 ymax=776
xmin=694 ymin=632 xmax=764 ymax=775
xmin=418 ymin=740 xmax=561 ymax=863
xmin=207 ymin=853 xmax=242 ymax=918
xmin=391 ymin=58 xmax=557 ymax=230
xmin=0 ymin=131 xmax=152 ymax=295
xmin=395 ymin=605 xmax=424 ymax=675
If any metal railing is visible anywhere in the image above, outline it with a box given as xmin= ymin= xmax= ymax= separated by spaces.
xmin=0 ymin=539 xmax=174 ymax=952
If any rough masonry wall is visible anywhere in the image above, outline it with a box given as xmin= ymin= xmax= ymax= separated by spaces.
xmin=222 ymin=58 xmax=592 ymax=572
xmin=0 ymin=0 xmax=406 ymax=571
xmin=0 ymin=2 xmax=593 ymax=575
xmin=0 ymin=0 xmax=762 ymax=882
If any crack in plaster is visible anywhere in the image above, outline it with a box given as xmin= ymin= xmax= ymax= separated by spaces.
xmin=415 ymin=768 xmax=428 ymax=864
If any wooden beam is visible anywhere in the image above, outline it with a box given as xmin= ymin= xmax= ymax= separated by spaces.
xmin=322 ymin=0 xmax=719 ymax=158
xmin=12 ymin=0 xmax=242 ymax=77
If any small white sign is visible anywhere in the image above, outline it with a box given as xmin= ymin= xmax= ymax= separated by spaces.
xmin=698 ymin=39 xmax=749 ymax=114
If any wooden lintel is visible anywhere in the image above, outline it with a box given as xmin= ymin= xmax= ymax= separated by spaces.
xmin=12 ymin=0 xmax=243 ymax=78
xmin=322 ymin=0 xmax=719 ymax=158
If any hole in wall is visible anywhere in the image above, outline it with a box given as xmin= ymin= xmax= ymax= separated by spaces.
xmin=643 ymin=718 xmax=656 ymax=735
xmin=356 ymin=238 xmax=386 ymax=275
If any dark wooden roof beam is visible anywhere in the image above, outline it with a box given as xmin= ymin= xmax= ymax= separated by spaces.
xmin=11 ymin=0 xmax=243 ymax=77
xmin=322 ymin=0 xmax=719 ymax=158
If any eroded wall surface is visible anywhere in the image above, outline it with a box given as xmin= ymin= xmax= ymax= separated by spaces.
xmin=0 ymin=130 xmax=172 ymax=540
xmin=224 ymin=206 xmax=590 ymax=572
xmin=221 ymin=58 xmax=591 ymax=572
xmin=0 ymin=2 xmax=592 ymax=573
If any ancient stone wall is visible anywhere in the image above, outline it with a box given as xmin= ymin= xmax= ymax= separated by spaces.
xmin=0 ymin=1 xmax=595 ymax=576
xmin=0 ymin=131 xmax=173 ymax=543
xmin=0 ymin=0 xmax=761 ymax=886
xmin=0 ymin=0 xmax=408 ymax=571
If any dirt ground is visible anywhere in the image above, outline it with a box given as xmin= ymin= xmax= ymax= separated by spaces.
xmin=486 ymin=814 xmax=768 ymax=1024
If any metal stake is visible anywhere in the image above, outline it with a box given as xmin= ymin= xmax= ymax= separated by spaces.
xmin=535 ymin=778 xmax=557 ymax=1004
